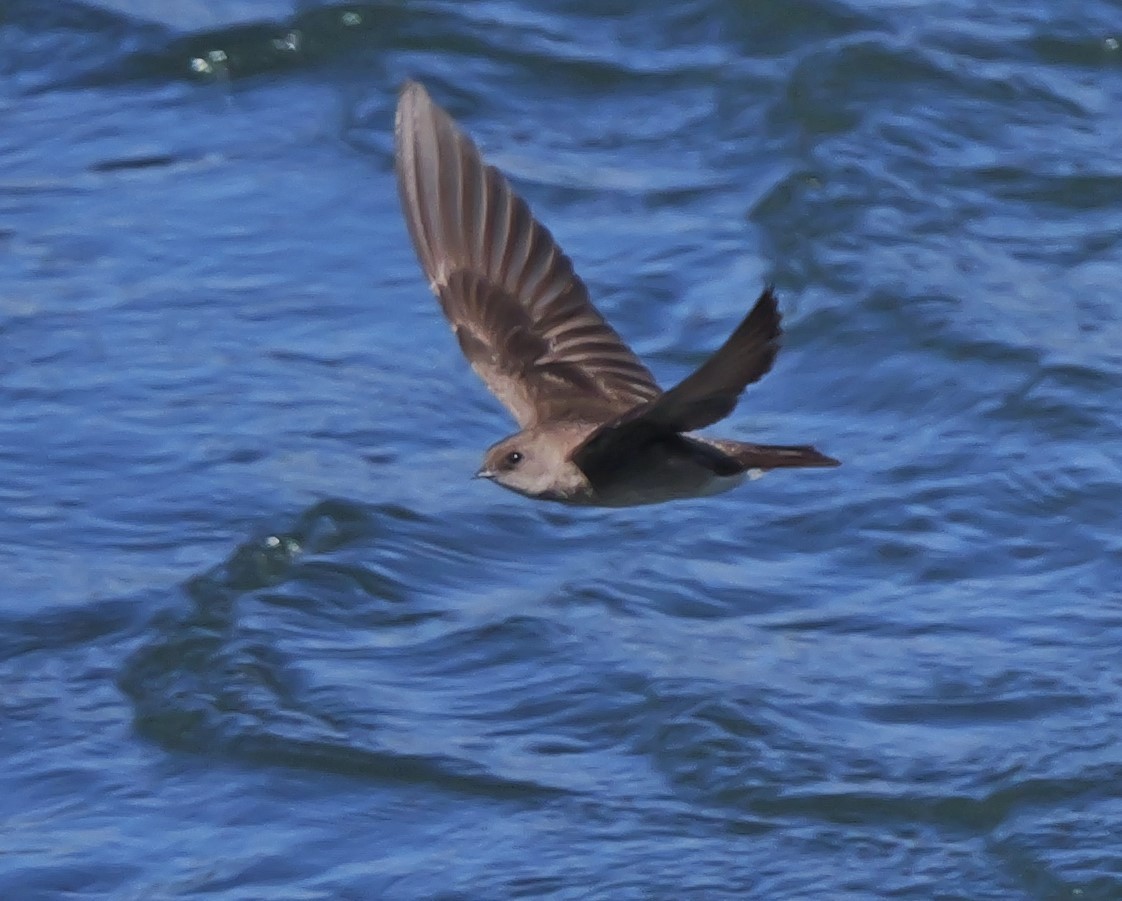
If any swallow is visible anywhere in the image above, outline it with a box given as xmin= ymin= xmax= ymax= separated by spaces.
xmin=394 ymin=81 xmax=838 ymax=506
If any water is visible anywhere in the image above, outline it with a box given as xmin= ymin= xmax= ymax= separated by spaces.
xmin=3 ymin=1 xmax=1121 ymax=897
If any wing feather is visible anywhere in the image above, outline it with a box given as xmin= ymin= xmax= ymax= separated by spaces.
xmin=573 ymin=287 xmax=783 ymax=476
xmin=394 ymin=80 xmax=662 ymax=428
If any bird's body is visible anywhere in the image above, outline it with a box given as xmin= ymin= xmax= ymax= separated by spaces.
xmin=393 ymin=81 xmax=838 ymax=506
xmin=564 ymin=434 xmax=752 ymax=508
xmin=478 ymin=422 xmax=752 ymax=507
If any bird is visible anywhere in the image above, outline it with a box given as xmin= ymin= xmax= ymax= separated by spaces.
xmin=393 ymin=80 xmax=838 ymax=506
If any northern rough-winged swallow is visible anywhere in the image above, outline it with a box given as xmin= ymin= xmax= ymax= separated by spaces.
xmin=394 ymin=81 xmax=838 ymax=506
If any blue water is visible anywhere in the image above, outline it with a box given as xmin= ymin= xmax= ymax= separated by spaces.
xmin=3 ymin=1 xmax=1122 ymax=897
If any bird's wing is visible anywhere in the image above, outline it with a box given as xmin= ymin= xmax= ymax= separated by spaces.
xmin=572 ymin=287 xmax=782 ymax=477
xmin=394 ymin=80 xmax=662 ymax=429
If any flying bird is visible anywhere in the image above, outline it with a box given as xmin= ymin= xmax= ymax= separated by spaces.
xmin=393 ymin=80 xmax=838 ymax=506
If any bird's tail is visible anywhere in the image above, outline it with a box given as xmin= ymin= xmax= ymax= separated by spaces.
xmin=707 ymin=439 xmax=840 ymax=472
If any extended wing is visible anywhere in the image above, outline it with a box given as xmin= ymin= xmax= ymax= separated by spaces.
xmin=573 ymin=287 xmax=782 ymax=477
xmin=394 ymin=81 xmax=662 ymax=428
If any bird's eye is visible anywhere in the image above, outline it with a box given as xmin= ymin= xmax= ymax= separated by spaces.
xmin=505 ymin=451 xmax=524 ymax=467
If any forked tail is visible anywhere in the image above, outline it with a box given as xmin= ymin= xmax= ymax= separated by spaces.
xmin=706 ymin=439 xmax=840 ymax=472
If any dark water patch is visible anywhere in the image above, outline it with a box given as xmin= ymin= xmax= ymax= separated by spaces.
xmin=118 ymin=500 xmax=644 ymax=798
xmin=632 ymin=670 xmax=1122 ymax=841
xmin=133 ymin=5 xmax=408 ymax=85
xmin=0 ymin=0 xmax=170 ymax=91
xmin=88 ymin=152 xmax=181 ymax=172
xmin=2 ymin=2 xmax=431 ymax=90
xmin=976 ymin=167 xmax=1122 ymax=214
xmin=1028 ymin=31 xmax=1122 ymax=69
xmin=784 ymin=35 xmax=955 ymax=136
xmin=994 ymin=796 xmax=1122 ymax=899
xmin=722 ymin=0 xmax=878 ymax=60
xmin=0 ymin=596 xmax=149 ymax=662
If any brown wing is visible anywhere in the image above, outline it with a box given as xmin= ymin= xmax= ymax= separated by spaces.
xmin=573 ymin=287 xmax=782 ymax=475
xmin=394 ymin=80 xmax=662 ymax=429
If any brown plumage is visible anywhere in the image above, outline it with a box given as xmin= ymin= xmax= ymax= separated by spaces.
xmin=394 ymin=81 xmax=838 ymax=507
xmin=394 ymin=83 xmax=659 ymax=428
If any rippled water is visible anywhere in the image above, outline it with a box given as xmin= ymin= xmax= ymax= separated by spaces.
xmin=3 ymin=1 xmax=1122 ymax=897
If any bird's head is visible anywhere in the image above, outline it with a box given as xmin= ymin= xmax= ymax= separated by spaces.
xmin=475 ymin=431 xmax=588 ymax=502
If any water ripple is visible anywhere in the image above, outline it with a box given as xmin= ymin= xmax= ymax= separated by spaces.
xmin=6 ymin=0 xmax=1122 ymax=896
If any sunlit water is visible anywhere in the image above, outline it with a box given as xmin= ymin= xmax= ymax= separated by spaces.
xmin=3 ymin=1 xmax=1122 ymax=897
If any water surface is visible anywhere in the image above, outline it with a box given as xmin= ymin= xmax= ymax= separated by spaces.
xmin=2 ymin=1 xmax=1122 ymax=897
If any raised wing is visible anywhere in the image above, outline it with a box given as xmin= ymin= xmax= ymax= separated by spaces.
xmin=394 ymin=80 xmax=662 ymax=428
xmin=573 ymin=287 xmax=782 ymax=476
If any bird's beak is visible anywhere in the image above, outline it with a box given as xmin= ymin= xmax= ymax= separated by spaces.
xmin=474 ymin=468 xmax=495 ymax=481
